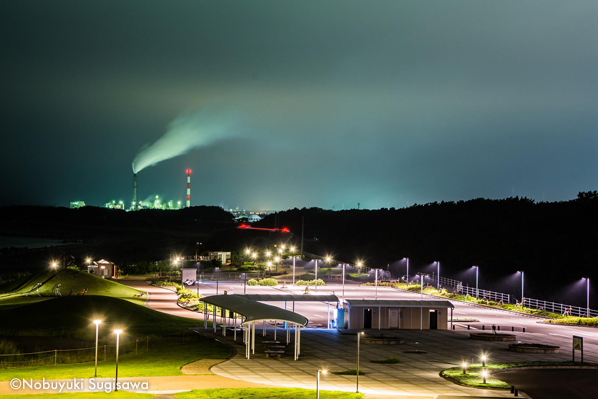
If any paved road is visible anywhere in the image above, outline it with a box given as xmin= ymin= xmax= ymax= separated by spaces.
xmin=121 ymin=277 xmax=598 ymax=397
xmin=199 ymin=279 xmax=598 ymax=359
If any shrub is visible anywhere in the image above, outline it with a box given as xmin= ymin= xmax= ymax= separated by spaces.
xmin=296 ymin=280 xmax=308 ymax=286
xmin=258 ymin=278 xmax=278 ymax=286
xmin=0 ymin=340 xmax=19 ymax=355
xmin=247 ymin=279 xmax=258 ymax=286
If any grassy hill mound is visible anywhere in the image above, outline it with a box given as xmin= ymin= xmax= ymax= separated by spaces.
xmin=0 ymin=295 xmax=200 ymax=337
xmin=5 ymin=268 xmax=140 ymax=298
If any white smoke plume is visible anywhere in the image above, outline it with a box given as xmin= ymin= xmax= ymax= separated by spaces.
xmin=132 ymin=107 xmax=236 ymax=174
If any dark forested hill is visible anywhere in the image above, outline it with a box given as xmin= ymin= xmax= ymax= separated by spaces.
xmin=257 ymin=194 xmax=598 ymax=307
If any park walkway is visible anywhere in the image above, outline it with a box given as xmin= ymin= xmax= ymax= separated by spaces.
xmin=117 ymin=277 xmax=514 ymax=398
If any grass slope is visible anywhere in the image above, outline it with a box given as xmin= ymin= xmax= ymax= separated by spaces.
xmin=0 ymin=295 xmax=203 ymax=336
xmin=4 ymin=269 xmax=141 ymax=299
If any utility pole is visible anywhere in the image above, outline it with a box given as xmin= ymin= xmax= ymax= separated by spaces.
xmin=300 ymin=216 xmax=305 ymax=257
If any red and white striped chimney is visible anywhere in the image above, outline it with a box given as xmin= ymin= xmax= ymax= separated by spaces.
xmin=186 ymin=169 xmax=191 ymax=207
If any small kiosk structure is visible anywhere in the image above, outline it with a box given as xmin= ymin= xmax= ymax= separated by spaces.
xmin=343 ymin=299 xmax=454 ymax=330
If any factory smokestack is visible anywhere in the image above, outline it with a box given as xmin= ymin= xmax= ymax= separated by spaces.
xmin=186 ymin=169 xmax=191 ymax=208
xmin=133 ymin=173 xmax=138 ymax=209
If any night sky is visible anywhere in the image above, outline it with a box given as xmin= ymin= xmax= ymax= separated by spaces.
xmin=1 ymin=1 xmax=597 ymax=210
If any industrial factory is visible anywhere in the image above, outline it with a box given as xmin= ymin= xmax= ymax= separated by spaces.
xmin=70 ymin=170 xmax=192 ymax=211
xmin=129 ymin=169 xmax=191 ymax=211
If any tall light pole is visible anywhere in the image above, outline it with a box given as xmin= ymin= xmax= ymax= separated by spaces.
xmin=518 ymin=271 xmax=525 ymax=305
xmin=435 ymin=261 xmax=440 ymax=289
xmin=416 ymin=273 xmax=428 ymax=331
xmin=404 ymin=257 xmax=409 ymax=283
xmin=473 ymin=266 xmax=479 ymax=299
xmin=290 ymin=246 xmax=296 ymax=286
xmin=357 ymin=261 xmax=363 ymax=276
xmin=342 ymin=263 xmax=346 ymax=301
xmin=317 ymin=369 xmax=327 ymax=399
xmin=114 ymin=329 xmax=123 ymax=391
xmin=356 ymin=331 xmax=364 ymax=393
xmin=374 ymin=269 xmax=379 ymax=300
xmin=314 ymin=259 xmax=319 ymax=291
xmin=584 ymin=277 xmax=590 ymax=317
xmin=93 ymin=320 xmax=102 ymax=377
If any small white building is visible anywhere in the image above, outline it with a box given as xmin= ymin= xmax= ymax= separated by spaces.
xmin=343 ymin=300 xmax=454 ymax=330
xmin=87 ymin=259 xmax=117 ymax=278
xmin=208 ymin=251 xmax=231 ymax=264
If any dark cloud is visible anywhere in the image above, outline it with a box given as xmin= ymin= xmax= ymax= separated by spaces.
xmin=1 ymin=0 xmax=597 ymax=209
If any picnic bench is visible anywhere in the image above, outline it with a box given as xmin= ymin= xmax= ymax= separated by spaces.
xmin=264 ymin=350 xmax=285 ymax=358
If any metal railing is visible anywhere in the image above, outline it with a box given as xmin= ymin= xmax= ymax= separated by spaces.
xmin=455 ymin=285 xmax=511 ymax=304
xmin=522 ymin=297 xmax=598 ymax=318
xmin=429 ymin=273 xmax=463 ymax=288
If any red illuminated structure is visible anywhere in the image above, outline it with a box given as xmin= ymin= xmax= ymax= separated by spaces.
xmin=238 ymin=224 xmax=290 ymax=233
xmin=186 ymin=169 xmax=191 ymax=208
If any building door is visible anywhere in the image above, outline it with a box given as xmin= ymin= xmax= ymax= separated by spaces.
xmin=364 ymin=309 xmax=372 ymax=329
xmin=429 ymin=310 xmax=438 ymax=330
xmin=389 ymin=309 xmax=399 ymax=328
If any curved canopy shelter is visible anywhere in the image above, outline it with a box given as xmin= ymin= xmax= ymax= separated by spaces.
xmin=201 ymin=294 xmax=309 ymax=326
xmin=200 ymin=294 xmax=308 ymax=360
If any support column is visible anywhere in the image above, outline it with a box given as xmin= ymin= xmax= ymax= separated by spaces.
xmin=233 ymin=313 xmax=237 ymax=341
xmin=327 ymin=302 xmax=330 ymax=329
xmin=274 ymin=320 xmax=277 ymax=341
xmin=204 ymin=305 xmax=207 ymax=329
xmin=450 ymin=307 xmax=453 ymax=331
xmin=213 ymin=307 xmax=217 ymax=333
xmin=298 ymin=326 xmax=301 ymax=356
xmin=263 ymin=320 xmax=266 ymax=337
xmin=294 ymin=324 xmax=298 ymax=361
xmin=286 ymin=322 xmax=290 ymax=345
xmin=378 ymin=306 xmax=381 ymax=330
xmin=252 ymin=322 xmax=255 ymax=354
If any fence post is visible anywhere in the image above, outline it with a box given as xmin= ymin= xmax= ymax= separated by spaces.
xmin=54 ymin=349 xmax=57 ymax=366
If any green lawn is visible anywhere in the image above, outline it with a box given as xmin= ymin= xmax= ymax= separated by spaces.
xmin=0 ymin=295 xmax=205 ymax=337
xmin=0 ymin=393 xmax=152 ymax=399
xmin=0 ymin=269 xmax=226 ymax=380
xmin=0 ymin=269 xmax=142 ymax=299
xmin=0 ymin=335 xmax=230 ymax=380
xmin=177 ymin=388 xmax=364 ymax=399
xmin=441 ymin=361 xmax=597 ymax=389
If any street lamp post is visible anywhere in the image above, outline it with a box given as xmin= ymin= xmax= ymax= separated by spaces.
xmin=356 ymin=331 xmax=364 ymax=393
xmin=584 ymin=277 xmax=590 ymax=317
xmin=518 ymin=271 xmax=525 ymax=305
xmin=290 ymin=246 xmax=296 ymax=286
xmin=374 ymin=269 xmax=379 ymax=300
xmin=314 ymin=259 xmax=319 ymax=291
xmin=436 ymin=261 xmax=440 ymax=289
xmin=316 ymin=369 xmax=327 ymax=399
xmin=404 ymin=257 xmax=409 ymax=283
xmin=114 ymin=330 xmax=123 ymax=391
xmin=93 ymin=320 xmax=101 ymax=377
xmin=473 ymin=266 xmax=479 ymax=299
xmin=342 ymin=264 xmax=346 ymax=301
